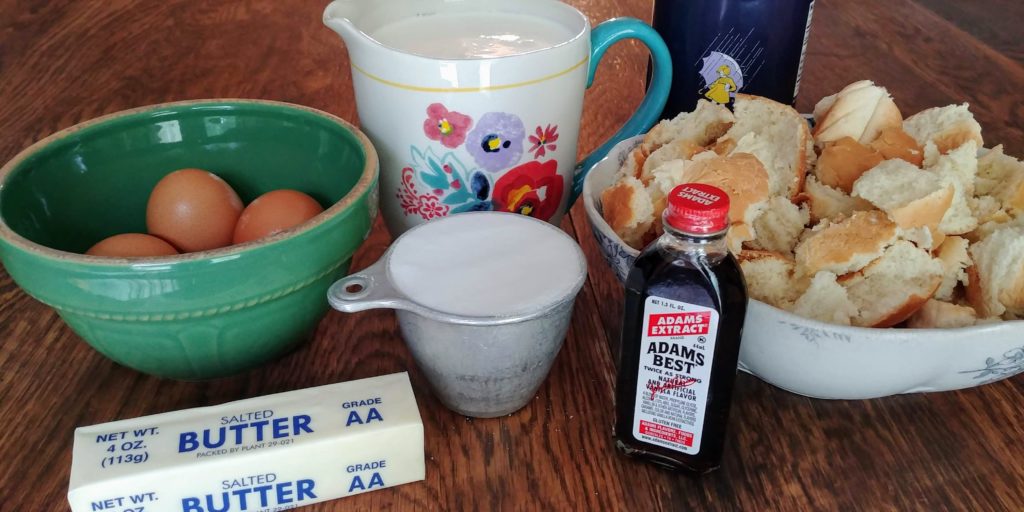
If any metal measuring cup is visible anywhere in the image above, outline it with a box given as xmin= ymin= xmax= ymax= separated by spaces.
xmin=327 ymin=215 xmax=587 ymax=418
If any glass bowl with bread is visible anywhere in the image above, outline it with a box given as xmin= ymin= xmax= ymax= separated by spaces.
xmin=583 ymin=82 xmax=1024 ymax=399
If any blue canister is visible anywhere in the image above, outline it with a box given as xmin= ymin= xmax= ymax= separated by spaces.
xmin=653 ymin=0 xmax=815 ymax=118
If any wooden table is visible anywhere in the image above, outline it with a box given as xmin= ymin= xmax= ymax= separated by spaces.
xmin=2 ymin=1 xmax=1022 ymax=510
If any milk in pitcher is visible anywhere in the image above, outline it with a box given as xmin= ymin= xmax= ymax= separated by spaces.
xmin=369 ymin=11 xmax=575 ymax=59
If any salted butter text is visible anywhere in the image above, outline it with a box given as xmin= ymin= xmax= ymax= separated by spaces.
xmin=178 ymin=414 xmax=313 ymax=453
xmin=180 ymin=473 xmax=316 ymax=511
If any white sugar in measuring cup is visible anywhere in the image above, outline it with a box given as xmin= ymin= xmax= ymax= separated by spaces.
xmin=328 ymin=212 xmax=587 ymax=418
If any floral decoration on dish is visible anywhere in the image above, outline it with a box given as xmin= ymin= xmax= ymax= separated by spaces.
xmin=960 ymin=346 xmax=1024 ymax=384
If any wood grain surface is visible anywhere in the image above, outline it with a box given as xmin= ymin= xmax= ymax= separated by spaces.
xmin=1 ymin=1 xmax=1022 ymax=510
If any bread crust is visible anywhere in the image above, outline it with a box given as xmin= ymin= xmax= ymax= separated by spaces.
xmin=800 ymin=176 xmax=874 ymax=223
xmin=680 ymin=153 xmax=771 ymax=227
xmin=907 ymin=299 xmax=977 ymax=328
xmin=642 ymin=99 xmax=735 ymax=152
xmin=730 ymin=93 xmax=812 ymax=201
xmin=727 ymin=223 xmax=754 ymax=255
xmin=998 ymin=263 xmax=1024 ymax=317
xmin=977 ymin=145 xmax=1024 ymax=211
xmin=601 ymin=181 xmax=639 ymax=230
xmin=903 ymin=104 xmax=984 ymax=155
xmin=816 ymin=137 xmax=885 ymax=193
xmin=865 ymin=99 xmax=905 ymax=144
xmin=889 ymin=184 xmax=955 ymax=231
xmin=813 ymin=80 xmax=903 ymax=146
xmin=639 ymin=140 xmax=702 ymax=184
xmin=630 ymin=153 xmax=772 ymax=252
xmin=795 ymin=210 xmax=898 ymax=276
xmin=869 ymin=283 xmax=939 ymax=327
xmin=869 ymin=127 xmax=924 ymax=166
xmin=1003 ymin=180 xmax=1024 ymax=212
xmin=964 ymin=265 xmax=988 ymax=316
xmin=932 ymin=234 xmax=969 ymax=299
xmin=931 ymin=126 xmax=985 ymax=155
xmin=841 ymin=240 xmax=944 ymax=327
xmin=621 ymin=146 xmax=649 ymax=181
xmin=797 ymin=116 xmax=814 ymax=201
xmin=737 ymin=250 xmax=806 ymax=308
xmin=736 ymin=249 xmax=792 ymax=264
xmin=601 ymin=177 xmax=653 ymax=248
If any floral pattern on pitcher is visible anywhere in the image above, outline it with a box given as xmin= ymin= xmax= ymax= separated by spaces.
xmin=401 ymin=103 xmax=563 ymax=222
xmin=466 ymin=112 xmax=526 ymax=172
xmin=396 ymin=147 xmax=492 ymax=219
xmin=529 ymin=124 xmax=559 ymax=159
xmin=492 ymin=160 xmax=563 ymax=220
xmin=423 ymin=103 xmax=473 ymax=149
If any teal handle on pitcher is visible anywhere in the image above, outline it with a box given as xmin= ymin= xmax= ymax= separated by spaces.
xmin=569 ymin=17 xmax=672 ymax=205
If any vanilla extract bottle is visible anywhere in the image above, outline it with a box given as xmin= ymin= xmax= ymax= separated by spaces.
xmin=613 ymin=183 xmax=748 ymax=474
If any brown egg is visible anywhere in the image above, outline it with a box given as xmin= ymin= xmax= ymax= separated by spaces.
xmin=86 ymin=233 xmax=179 ymax=257
xmin=146 ymin=169 xmax=243 ymax=252
xmin=232 ymin=189 xmax=324 ymax=244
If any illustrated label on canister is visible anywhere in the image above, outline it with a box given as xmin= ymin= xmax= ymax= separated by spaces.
xmin=653 ymin=0 xmax=815 ymax=117
xmin=631 ymin=296 xmax=720 ymax=455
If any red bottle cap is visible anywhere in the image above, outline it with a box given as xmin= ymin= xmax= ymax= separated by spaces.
xmin=664 ymin=183 xmax=730 ymax=234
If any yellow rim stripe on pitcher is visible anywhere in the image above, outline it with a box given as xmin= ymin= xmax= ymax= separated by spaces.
xmin=351 ymin=56 xmax=589 ymax=93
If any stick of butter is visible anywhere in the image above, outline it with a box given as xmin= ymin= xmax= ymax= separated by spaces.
xmin=69 ymin=372 xmax=424 ymax=512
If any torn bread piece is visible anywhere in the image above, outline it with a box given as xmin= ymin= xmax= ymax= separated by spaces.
xmin=869 ymin=127 xmax=924 ymax=167
xmin=649 ymin=153 xmax=771 ymax=252
xmin=647 ymin=151 xmax=721 ymax=216
xmin=815 ymin=136 xmax=884 ymax=193
xmin=683 ymin=154 xmax=771 ymax=252
xmin=934 ymin=235 xmax=971 ymax=301
xmin=738 ymin=250 xmax=806 ymax=309
xmin=647 ymin=151 xmax=719 ymax=213
xmin=966 ymin=225 xmax=1024 ymax=318
xmin=717 ymin=94 xmax=813 ymax=199
xmin=681 ymin=153 xmax=771 ymax=224
xmin=852 ymin=159 xmax=954 ymax=242
xmin=899 ymin=227 xmax=946 ymax=251
xmin=601 ymin=176 xmax=654 ymax=249
xmin=794 ymin=210 xmax=898 ymax=276
xmin=842 ymin=240 xmax=943 ymax=327
xmin=968 ymin=211 xmax=1024 ymax=244
xmin=976 ymin=145 xmax=1024 ymax=212
xmin=799 ymin=175 xmax=874 ymax=223
xmin=903 ymin=103 xmax=984 ymax=155
xmin=615 ymin=145 xmax=649 ymax=181
xmin=791 ymin=271 xmax=859 ymax=326
xmin=642 ymin=99 xmax=735 ymax=152
xmin=812 ymin=80 xmax=903 ymax=146
xmin=926 ymin=140 xmax=979 ymax=235
xmin=638 ymin=140 xmax=703 ymax=185
xmin=969 ymin=195 xmax=1009 ymax=227
xmin=747 ymin=196 xmax=810 ymax=255
xmin=906 ymin=299 xmax=977 ymax=328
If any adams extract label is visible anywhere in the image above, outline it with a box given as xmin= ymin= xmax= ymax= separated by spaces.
xmin=631 ymin=296 xmax=719 ymax=455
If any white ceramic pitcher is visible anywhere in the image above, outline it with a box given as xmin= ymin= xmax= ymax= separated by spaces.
xmin=324 ymin=0 xmax=672 ymax=235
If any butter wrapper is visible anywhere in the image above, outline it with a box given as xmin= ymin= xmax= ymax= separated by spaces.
xmin=69 ymin=372 xmax=424 ymax=512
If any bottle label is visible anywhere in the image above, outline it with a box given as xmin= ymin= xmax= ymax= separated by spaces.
xmin=631 ymin=296 xmax=719 ymax=455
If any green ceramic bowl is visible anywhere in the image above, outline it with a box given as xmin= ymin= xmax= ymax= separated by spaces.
xmin=0 ymin=100 xmax=378 ymax=379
